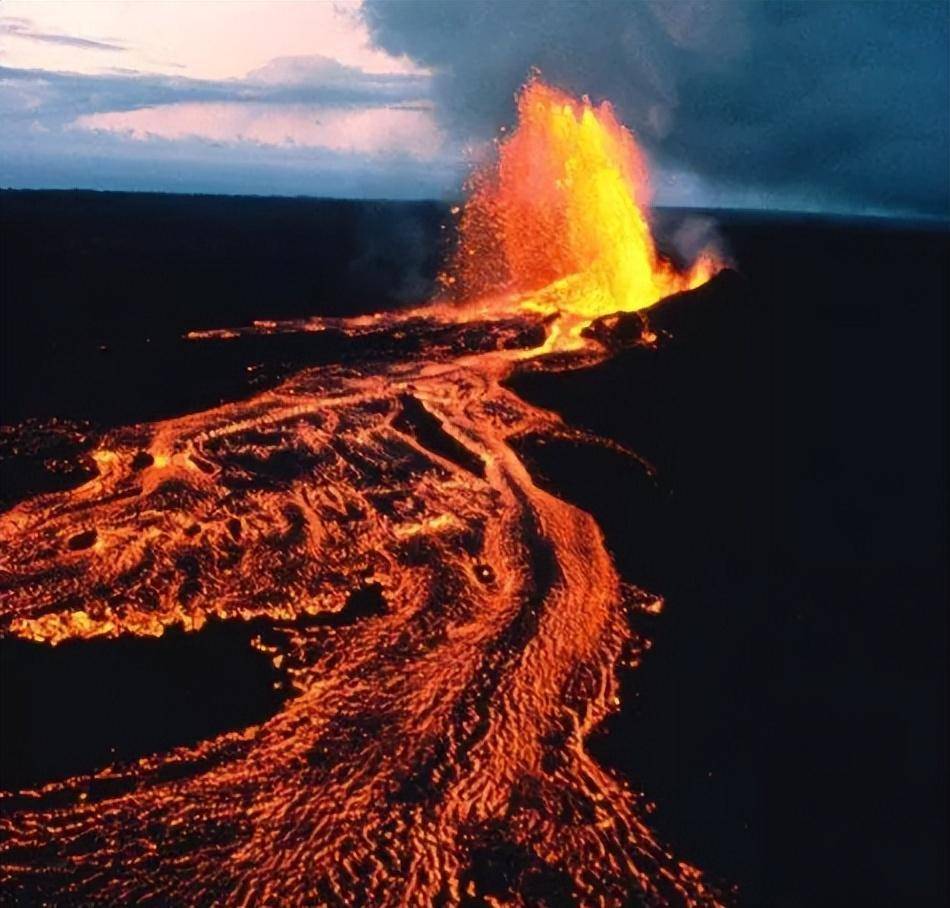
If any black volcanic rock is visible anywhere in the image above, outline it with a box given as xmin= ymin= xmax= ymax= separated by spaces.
xmin=0 ymin=418 xmax=99 ymax=508
xmin=646 ymin=269 xmax=750 ymax=340
xmin=581 ymin=310 xmax=648 ymax=351
xmin=579 ymin=270 xmax=748 ymax=353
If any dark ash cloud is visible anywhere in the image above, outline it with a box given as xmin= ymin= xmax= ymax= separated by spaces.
xmin=362 ymin=0 xmax=949 ymax=216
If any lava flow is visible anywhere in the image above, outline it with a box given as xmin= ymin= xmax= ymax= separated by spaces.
xmin=0 ymin=80 xmax=724 ymax=905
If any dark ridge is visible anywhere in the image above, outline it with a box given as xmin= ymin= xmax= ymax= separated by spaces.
xmin=393 ymin=394 xmax=486 ymax=478
xmin=0 ymin=621 xmax=285 ymax=792
xmin=6 ymin=191 xmax=938 ymax=229
xmin=645 ymin=268 xmax=750 ymax=340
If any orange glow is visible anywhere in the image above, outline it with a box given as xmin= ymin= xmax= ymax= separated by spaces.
xmin=445 ymin=78 xmax=718 ymax=344
xmin=0 ymin=79 xmax=725 ymax=906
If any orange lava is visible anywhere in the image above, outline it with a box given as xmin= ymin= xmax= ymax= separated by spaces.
xmin=442 ymin=78 xmax=718 ymax=347
xmin=0 ymin=80 xmax=725 ymax=905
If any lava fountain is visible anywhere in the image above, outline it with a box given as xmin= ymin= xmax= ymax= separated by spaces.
xmin=0 ymin=80 xmax=724 ymax=905
xmin=442 ymin=78 xmax=718 ymax=347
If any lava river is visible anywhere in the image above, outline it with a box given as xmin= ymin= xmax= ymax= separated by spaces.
xmin=0 ymin=81 xmax=726 ymax=906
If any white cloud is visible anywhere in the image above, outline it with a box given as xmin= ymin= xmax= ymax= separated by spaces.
xmin=0 ymin=1 xmax=423 ymax=79
xmin=73 ymin=101 xmax=445 ymax=159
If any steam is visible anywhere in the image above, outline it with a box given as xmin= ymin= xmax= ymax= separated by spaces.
xmin=667 ymin=214 xmax=732 ymax=273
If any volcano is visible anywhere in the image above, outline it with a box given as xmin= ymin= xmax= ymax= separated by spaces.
xmin=1 ymin=81 xmax=946 ymax=907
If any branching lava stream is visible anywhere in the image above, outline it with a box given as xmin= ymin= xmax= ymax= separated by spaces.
xmin=0 ymin=81 xmax=726 ymax=905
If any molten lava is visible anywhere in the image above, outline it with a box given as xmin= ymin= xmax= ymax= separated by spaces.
xmin=0 ymin=79 xmax=724 ymax=905
xmin=444 ymin=78 xmax=717 ymax=346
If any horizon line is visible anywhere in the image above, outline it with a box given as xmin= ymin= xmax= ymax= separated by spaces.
xmin=2 ymin=185 xmax=947 ymax=226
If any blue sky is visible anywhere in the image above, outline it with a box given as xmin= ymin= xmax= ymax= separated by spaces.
xmin=1 ymin=1 xmax=947 ymax=215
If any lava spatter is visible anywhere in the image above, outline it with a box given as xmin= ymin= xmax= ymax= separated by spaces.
xmin=0 ymin=80 xmax=724 ymax=906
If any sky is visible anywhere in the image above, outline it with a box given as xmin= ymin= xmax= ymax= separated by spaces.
xmin=1 ymin=0 xmax=947 ymax=215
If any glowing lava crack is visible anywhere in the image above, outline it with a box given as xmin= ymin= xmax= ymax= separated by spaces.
xmin=0 ymin=80 xmax=725 ymax=906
